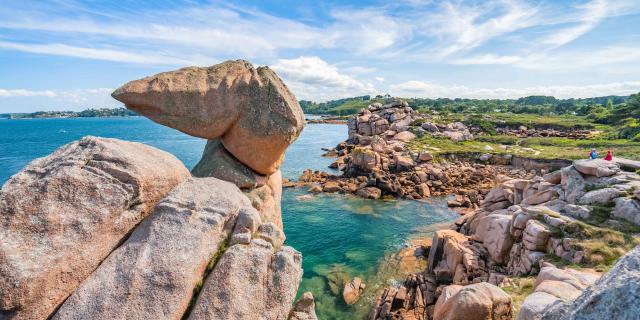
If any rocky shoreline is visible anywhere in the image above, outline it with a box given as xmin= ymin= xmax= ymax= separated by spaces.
xmin=369 ymin=158 xmax=640 ymax=320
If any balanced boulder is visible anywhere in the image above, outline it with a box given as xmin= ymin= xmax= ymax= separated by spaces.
xmin=0 ymin=136 xmax=190 ymax=320
xmin=112 ymin=59 xmax=305 ymax=175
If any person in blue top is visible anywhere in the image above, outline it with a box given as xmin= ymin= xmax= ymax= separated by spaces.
xmin=589 ymin=148 xmax=598 ymax=160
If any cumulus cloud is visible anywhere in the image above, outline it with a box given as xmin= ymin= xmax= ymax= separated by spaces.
xmin=271 ymin=56 xmax=378 ymax=101
xmin=389 ymin=80 xmax=640 ymax=99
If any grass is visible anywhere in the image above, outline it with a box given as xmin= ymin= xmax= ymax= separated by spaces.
xmin=546 ymin=217 xmax=639 ymax=269
xmin=182 ymin=241 xmax=228 ymax=319
xmin=407 ymin=134 xmax=640 ymax=161
xmin=501 ymin=277 xmax=536 ymax=315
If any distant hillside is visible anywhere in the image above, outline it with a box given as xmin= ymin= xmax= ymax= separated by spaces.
xmin=6 ymin=108 xmax=137 ymax=119
xmin=300 ymin=94 xmax=632 ymax=116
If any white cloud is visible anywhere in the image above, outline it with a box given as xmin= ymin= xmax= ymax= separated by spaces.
xmin=421 ymin=0 xmax=540 ymax=56
xmin=0 ymin=41 xmax=202 ymax=65
xmin=452 ymin=54 xmax=524 ymax=65
xmin=389 ymin=80 xmax=640 ymax=99
xmin=0 ymin=89 xmax=57 ymax=98
xmin=375 ymin=77 xmax=385 ymax=83
xmin=271 ymin=56 xmax=377 ymax=101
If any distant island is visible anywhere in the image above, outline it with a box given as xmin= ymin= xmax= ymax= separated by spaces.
xmin=0 ymin=107 xmax=137 ymax=119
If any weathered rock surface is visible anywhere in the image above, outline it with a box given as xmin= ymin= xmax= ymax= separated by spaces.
xmin=433 ymin=282 xmax=512 ymax=320
xmin=112 ymin=59 xmax=305 ymax=175
xmin=0 ymin=136 xmax=190 ymax=320
xmin=53 ymin=178 xmax=252 ymax=320
xmin=577 ymin=187 xmax=624 ymax=205
xmin=472 ymin=214 xmax=513 ymax=264
xmin=540 ymin=246 xmax=639 ymax=320
xmin=188 ymin=239 xmax=302 ymax=320
xmin=561 ymin=166 xmax=585 ymax=204
xmin=289 ymin=292 xmax=318 ymax=320
xmin=612 ymin=197 xmax=640 ymax=226
xmin=343 ymin=277 xmax=366 ymax=305
xmin=192 ymin=139 xmax=267 ymax=189
xmin=245 ymin=170 xmax=284 ymax=229
xmin=572 ymin=159 xmax=620 ymax=178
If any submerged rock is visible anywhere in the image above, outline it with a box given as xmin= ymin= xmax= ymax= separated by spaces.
xmin=343 ymin=277 xmax=366 ymax=305
xmin=112 ymin=59 xmax=305 ymax=175
xmin=0 ymin=136 xmax=189 ymax=320
xmin=289 ymin=292 xmax=318 ymax=320
xmin=53 ymin=178 xmax=252 ymax=320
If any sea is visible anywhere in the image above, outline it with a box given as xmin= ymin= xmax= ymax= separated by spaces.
xmin=0 ymin=116 xmax=458 ymax=319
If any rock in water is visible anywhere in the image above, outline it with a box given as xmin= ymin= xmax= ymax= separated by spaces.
xmin=290 ymin=292 xmax=319 ymax=320
xmin=111 ymin=59 xmax=305 ymax=175
xmin=188 ymin=239 xmax=302 ymax=320
xmin=52 ymin=178 xmax=253 ymax=320
xmin=343 ymin=277 xmax=366 ymax=305
xmin=0 ymin=136 xmax=190 ymax=320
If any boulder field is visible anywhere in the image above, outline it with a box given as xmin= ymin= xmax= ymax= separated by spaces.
xmin=0 ymin=60 xmax=316 ymax=320
xmin=370 ymin=159 xmax=640 ymax=320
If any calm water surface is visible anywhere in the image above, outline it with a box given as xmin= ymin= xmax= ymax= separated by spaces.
xmin=0 ymin=117 xmax=457 ymax=319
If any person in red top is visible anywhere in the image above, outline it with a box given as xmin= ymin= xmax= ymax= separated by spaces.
xmin=604 ymin=149 xmax=613 ymax=161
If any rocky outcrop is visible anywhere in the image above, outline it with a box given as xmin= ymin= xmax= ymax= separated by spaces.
xmin=517 ymin=265 xmax=599 ymax=320
xmin=540 ymin=246 xmax=639 ymax=320
xmin=372 ymin=156 xmax=640 ymax=319
xmin=433 ymin=282 xmax=512 ymax=320
xmin=0 ymin=136 xmax=190 ymax=320
xmin=572 ymin=159 xmax=620 ymax=178
xmin=188 ymin=239 xmax=302 ymax=320
xmin=53 ymin=178 xmax=253 ymax=319
xmin=112 ymin=59 xmax=305 ymax=175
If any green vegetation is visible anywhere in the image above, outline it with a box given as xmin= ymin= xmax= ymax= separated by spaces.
xmin=7 ymin=107 xmax=137 ymax=119
xmin=300 ymin=95 xmax=384 ymax=115
xmin=301 ymin=92 xmax=640 ymax=144
xmin=502 ymin=277 xmax=536 ymax=316
xmin=407 ymin=133 xmax=640 ymax=161
xmin=182 ymin=241 xmax=228 ymax=319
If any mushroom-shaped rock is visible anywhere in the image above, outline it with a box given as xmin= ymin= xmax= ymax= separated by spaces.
xmin=112 ymin=59 xmax=305 ymax=175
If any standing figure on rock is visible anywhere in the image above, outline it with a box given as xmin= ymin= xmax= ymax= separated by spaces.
xmin=589 ymin=148 xmax=598 ymax=160
xmin=604 ymin=149 xmax=613 ymax=161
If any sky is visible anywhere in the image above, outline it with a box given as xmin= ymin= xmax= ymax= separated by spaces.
xmin=1 ymin=0 xmax=640 ymax=112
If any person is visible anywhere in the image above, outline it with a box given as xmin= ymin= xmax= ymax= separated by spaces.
xmin=604 ymin=149 xmax=613 ymax=161
xmin=589 ymin=148 xmax=598 ymax=160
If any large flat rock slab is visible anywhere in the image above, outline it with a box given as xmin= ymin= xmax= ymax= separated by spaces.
xmin=188 ymin=239 xmax=302 ymax=320
xmin=53 ymin=178 xmax=253 ymax=320
xmin=0 ymin=136 xmax=190 ymax=320
xmin=112 ymin=59 xmax=305 ymax=175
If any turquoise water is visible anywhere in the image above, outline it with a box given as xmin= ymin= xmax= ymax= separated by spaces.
xmin=0 ymin=117 xmax=457 ymax=319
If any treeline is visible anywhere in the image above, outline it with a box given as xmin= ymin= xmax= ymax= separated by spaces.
xmin=300 ymin=93 xmax=640 ymax=140
xmin=6 ymin=107 xmax=137 ymax=119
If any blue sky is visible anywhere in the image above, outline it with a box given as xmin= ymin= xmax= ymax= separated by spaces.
xmin=1 ymin=0 xmax=640 ymax=112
